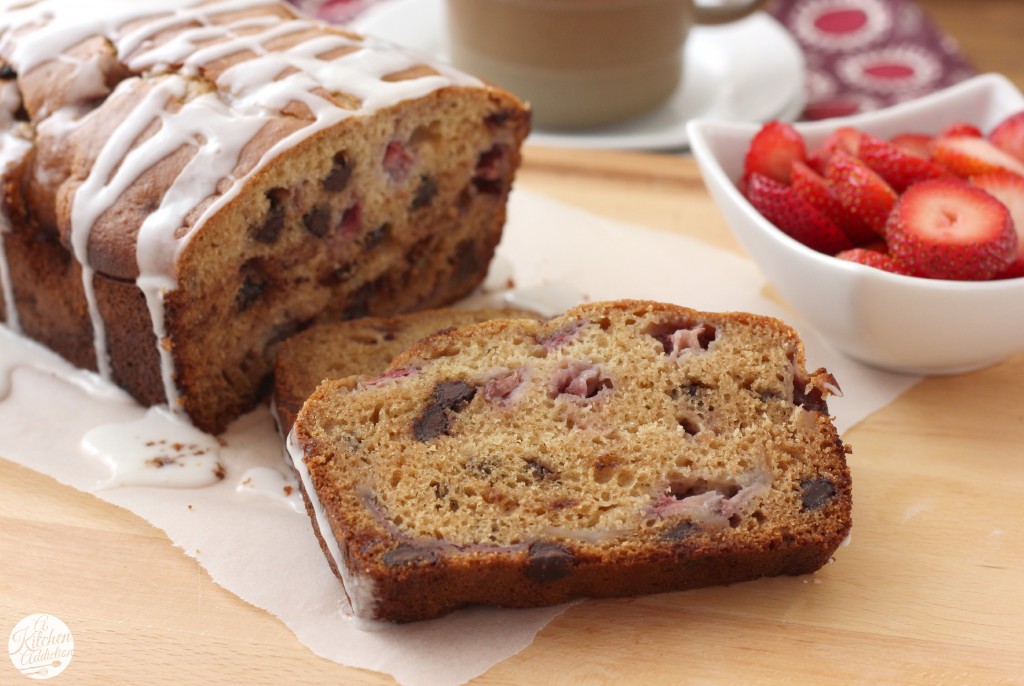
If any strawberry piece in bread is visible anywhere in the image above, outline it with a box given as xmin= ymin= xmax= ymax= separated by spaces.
xmin=744 ymin=173 xmax=854 ymax=255
xmin=885 ymin=179 xmax=1017 ymax=280
xmin=743 ymin=121 xmax=806 ymax=185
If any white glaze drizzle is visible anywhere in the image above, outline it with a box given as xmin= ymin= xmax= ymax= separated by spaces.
xmin=286 ymin=428 xmax=377 ymax=619
xmin=236 ymin=465 xmax=304 ymax=513
xmin=82 ymin=404 xmax=225 ymax=489
xmin=0 ymin=324 xmax=134 ymax=403
xmin=0 ymin=80 xmax=31 ymax=333
xmin=0 ymin=0 xmax=481 ymax=414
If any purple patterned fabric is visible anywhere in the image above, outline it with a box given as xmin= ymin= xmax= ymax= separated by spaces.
xmin=766 ymin=0 xmax=975 ymax=119
xmin=291 ymin=0 xmax=977 ymax=121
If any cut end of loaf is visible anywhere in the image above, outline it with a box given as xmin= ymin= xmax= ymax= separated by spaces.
xmin=294 ymin=300 xmax=852 ymax=622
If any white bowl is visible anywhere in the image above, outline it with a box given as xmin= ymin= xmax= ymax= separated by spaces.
xmin=686 ymin=73 xmax=1024 ymax=375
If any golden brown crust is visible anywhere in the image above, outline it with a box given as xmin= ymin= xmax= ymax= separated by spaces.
xmin=293 ymin=300 xmax=852 ymax=622
xmin=0 ymin=0 xmax=530 ymax=433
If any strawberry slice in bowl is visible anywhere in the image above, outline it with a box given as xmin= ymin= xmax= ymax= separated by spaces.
xmin=932 ymin=136 xmax=1024 ymax=178
xmin=970 ymin=172 xmax=1024 ymax=278
xmin=885 ymin=179 xmax=1017 ymax=281
xmin=742 ymin=120 xmax=806 ymax=185
xmin=744 ymin=173 xmax=854 ymax=255
xmin=687 ymin=73 xmax=1024 ymax=374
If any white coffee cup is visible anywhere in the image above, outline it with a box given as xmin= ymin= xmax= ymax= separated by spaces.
xmin=447 ymin=0 xmax=768 ymax=130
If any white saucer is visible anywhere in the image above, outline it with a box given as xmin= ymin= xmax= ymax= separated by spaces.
xmin=351 ymin=0 xmax=806 ymax=150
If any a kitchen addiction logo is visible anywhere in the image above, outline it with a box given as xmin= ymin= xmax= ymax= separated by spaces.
xmin=7 ymin=614 xmax=74 ymax=679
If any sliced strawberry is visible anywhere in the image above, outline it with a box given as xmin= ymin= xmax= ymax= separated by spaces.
xmin=807 ymin=126 xmax=860 ymax=175
xmin=743 ymin=121 xmax=806 ymax=184
xmin=836 ymin=247 xmax=912 ymax=275
xmin=745 ymin=173 xmax=854 ymax=254
xmin=826 ymin=150 xmax=898 ymax=236
xmin=939 ymin=122 xmax=983 ymax=138
xmin=994 ymin=258 xmax=1024 ymax=279
xmin=856 ymin=132 xmax=949 ymax=192
xmin=791 ymin=160 xmax=875 ymax=244
xmin=970 ymin=172 xmax=1024 ymax=273
xmin=890 ymin=132 xmax=933 ymax=159
xmin=932 ymin=136 xmax=1024 ymax=178
xmin=790 ymin=160 xmax=844 ymax=222
xmin=989 ymin=111 xmax=1024 ymax=164
xmin=885 ymin=179 xmax=1016 ymax=280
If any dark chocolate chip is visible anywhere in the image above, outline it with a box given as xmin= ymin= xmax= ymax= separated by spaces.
xmin=322 ymin=151 xmax=352 ymax=192
xmin=269 ymin=318 xmax=312 ymax=346
xmin=794 ymin=380 xmax=829 ymax=413
xmin=412 ymin=403 xmax=448 ymax=442
xmin=484 ymin=109 xmax=512 ymax=128
xmin=363 ymin=222 xmax=391 ymax=249
xmin=382 ymin=543 xmax=441 ymax=567
xmin=451 ymin=238 xmax=483 ymax=282
xmin=235 ymin=259 xmax=269 ymax=312
xmin=342 ymin=279 xmax=379 ymax=320
xmin=525 ymin=459 xmax=557 ymax=481
xmin=302 ymin=205 xmax=331 ymax=237
xmin=235 ymin=278 xmax=265 ymax=311
xmin=0 ymin=64 xmax=16 ymax=80
xmin=472 ymin=177 xmax=503 ymax=195
xmin=318 ymin=262 xmax=353 ymax=287
xmin=405 ymin=236 xmax=432 ymax=267
xmin=412 ymin=381 xmax=477 ymax=441
xmin=433 ymin=380 xmax=477 ymax=410
xmin=251 ymin=188 xmax=288 ymax=243
xmin=800 ymin=478 xmax=836 ymax=511
xmin=662 ymin=521 xmax=699 ymax=541
xmin=410 ymin=174 xmax=437 ymax=210
xmin=672 ymin=380 xmax=712 ymax=399
xmin=525 ymin=542 xmax=575 ymax=582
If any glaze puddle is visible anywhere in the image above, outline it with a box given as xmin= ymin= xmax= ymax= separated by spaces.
xmin=82 ymin=406 xmax=225 ymax=489
xmin=236 ymin=465 xmax=304 ymax=513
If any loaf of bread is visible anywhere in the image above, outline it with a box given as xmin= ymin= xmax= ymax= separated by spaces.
xmin=273 ymin=306 xmax=541 ymax=432
xmin=0 ymin=0 xmax=529 ymax=433
xmin=289 ymin=300 xmax=852 ymax=623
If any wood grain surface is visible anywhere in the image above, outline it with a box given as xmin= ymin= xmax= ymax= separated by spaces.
xmin=2 ymin=2 xmax=1023 ymax=684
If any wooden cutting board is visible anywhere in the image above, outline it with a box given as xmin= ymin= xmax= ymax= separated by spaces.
xmin=2 ymin=140 xmax=1023 ymax=684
